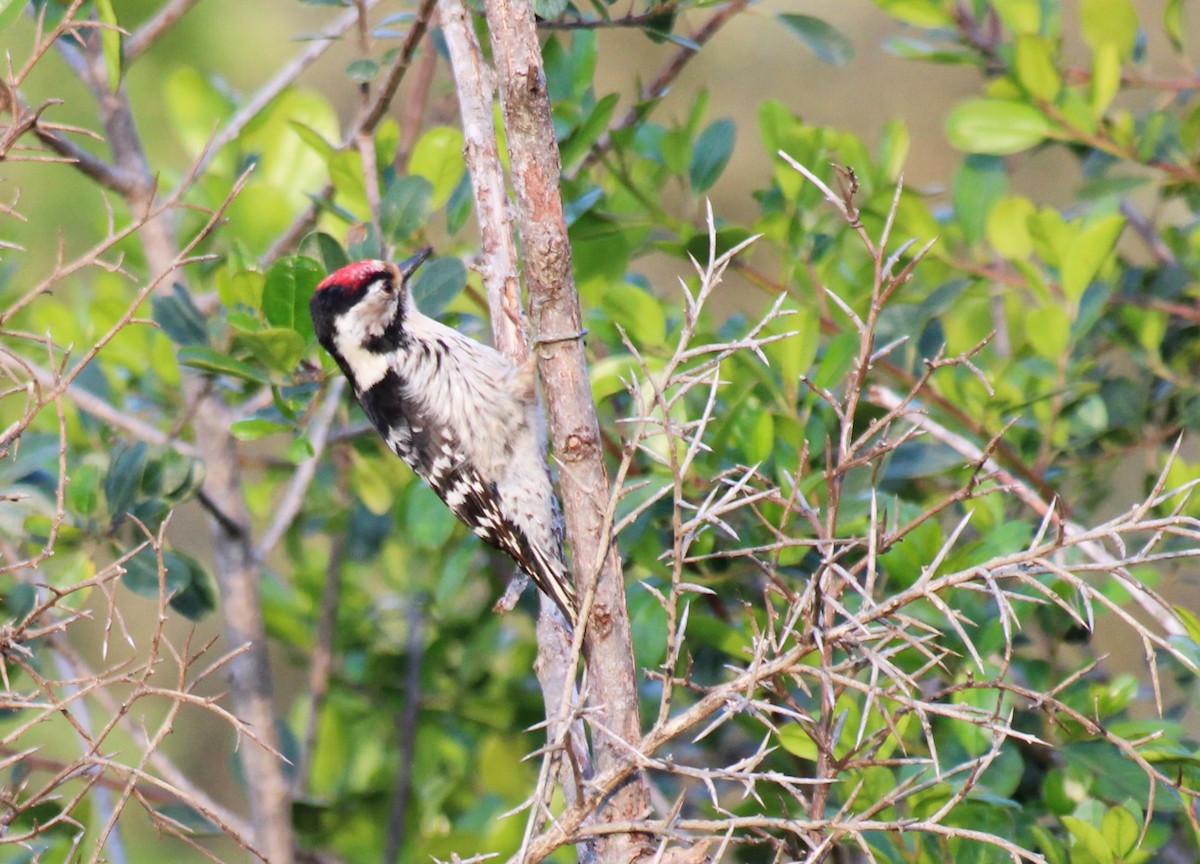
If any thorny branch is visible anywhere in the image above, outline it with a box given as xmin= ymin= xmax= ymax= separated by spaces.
xmin=494 ymin=164 xmax=1200 ymax=863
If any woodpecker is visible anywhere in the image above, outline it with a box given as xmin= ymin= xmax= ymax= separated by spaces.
xmin=309 ymin=249 xmax=578 ymax=626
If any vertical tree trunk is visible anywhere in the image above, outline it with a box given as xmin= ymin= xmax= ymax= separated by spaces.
xmin=479 ymin=1 xmax=652 ymax=859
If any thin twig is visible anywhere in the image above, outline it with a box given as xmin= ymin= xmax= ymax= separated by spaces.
xmin=123 ymin=0 xmax=204 ymax=63
xmin=572 ymin=0 xmax=750 ymax=178
xmin=254 ymin=377 xmax=346 ymax=562
xmin=384 ymin=598 xmax=425 ymax=862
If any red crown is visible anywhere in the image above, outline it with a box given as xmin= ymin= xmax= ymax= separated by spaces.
xmin=315 ymin=259 xmax=390 ymax=293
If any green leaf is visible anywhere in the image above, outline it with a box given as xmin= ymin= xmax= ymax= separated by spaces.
xmin=564 ymin=185 xmax=603 ymax=226
xmin=987 ymin=195 xmax=1036 ymax=258
xmin=178 ymin=346 xmax=270 ymax=384
xmin=602 ymin=283 xmax=666 ymax=348
xmin=446 ymin=173 xmax=473 ymax=235
xmin=405 ymin=481 xmax=456 ymax=549
xmin=289 ymin=120 xmax=336 ymax=160
xmin=285 ymin=435 xmax=314 ymax=464
xmin=167 ymin=553 xmax=217 ymax=620
xmin=1164 ymin=0 xmax=1184 ymax=51
xmin=757 ymin=99 xmax=795 ymax=157
xmin=230 ymin=418 xmax=292 ymax=441
xmin=560 ymin=92 xmax=619 ymax=170
xmin=778 ymin=14 xmax=854 ymax=66
xmin=1080 ymin=0 xmax=1138 ymax=59
xmin=408 ymin=127 xmax=465 ymax=208
xmin=589 ymin=354 xmax=644 ymax=401
xmin=1029 ymin=824 xmax=1068 ymax=864
xmin=375 ymin=118 xmax=399 ymax=169
xmin=1062 ymin=816 xmax=1115 ymax=864
xmin=121 ymin=547 xmax=161 ymax=597
xmin=67 ymin=462 xmax=101 ymax=516
xmin=380 ymin=175 xmax=433 ymax=242
xmin=630 ymin=591 xmax=668 ymax=669
xmin=0 ymin=0 xmax=25 ymax=31
xmin=543 ymin=31 xmax=598 ymax=103
xmin=152 ymin=284 xmax=209 ymax=346
xmin=5 ymin=582 xmax=35 ymax=620
xmin=812 ymin=332 xmax=857 ymax=389
xmin=763 ymin=306 xmax=819 ymax=399
xmin=534 ymin=0 xmax=567 ymax=18
xmin=679 ymin=227 xmax=756 ymax=263
xmin=871 ymin=0 xmax=953 ymax=27
xmin=122 ymin=548 xmax=192 ymax=600
xmin=689 ymin=118 xmax=736 ymax=192
xmin=946 ymin=99 xmax=1051 ymax=154
xmin=153 ymin=804 xmax=219 ymax=835
xmin=645 ymin=28 xmax=695 ymax=51
xmin=1015 ymin=35 xmax=1061 ymax=101
xmin=953 ymin=155 xmax=1007 ymax=246
xmin=884 ymin=441 xmax=969 ymax=481
xmin=345 ymin=58 xmax=379 ymax=82
xmin=409 ymin=256 xmax=466 ymax=317
xmin=990 ymin=0 xmax=1041 ymax=34
xmin=95 ymin=0 xmax=121 ymax=93
xmin=743 ymin=409 xmax=774 ymax=463
xmin=158 ymin=451 xmax=204 ymax=502
xmin=877 ymin=118 xmax=909 ymax=182
xmin=164 ymin=67 xmax=235 ymax=159
xmin=350 ymin=452 xmax=394 ymax=514
xmin=883 ymin=36 xmax=978 ymax=64
xmin=661 ymin=126 xmax=692 ymax=177
xmin=239 ymin=327 xmax=307 ymax=375
xmin=1174 ymin=605 xmax=1200 ymax=643
xmin=776 ymin=724 xmax=817 ymax=760
xmin=1025 ymin=302 xmax=1072 ymax=358
xmin=218 ymin=269 xmax=265 ymax=310
xmin=1061 ymin=214 xmax=1124 ymax=302
xmin=105 ymin=441 xmax=148 ymax=519
xmin=1090 ymin=41 xmax=1121 ymax=117
xmin=308 ymin=232 xmax=349 ymax=273
xmin=263 ymin=256 xmax=322 ymax=341
xmin=327 ymin=150 xmax=370 ymax=220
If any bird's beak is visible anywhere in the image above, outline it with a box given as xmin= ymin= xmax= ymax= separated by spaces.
xmin=398 ymin=247 xmax=433 ymax=281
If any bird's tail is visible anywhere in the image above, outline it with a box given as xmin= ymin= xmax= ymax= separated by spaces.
xmin=526 ymin=543 xmax=578 ymax=628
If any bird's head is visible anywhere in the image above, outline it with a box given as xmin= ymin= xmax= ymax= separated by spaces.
xmin=309 ymin=248 xmax=432 ymax=357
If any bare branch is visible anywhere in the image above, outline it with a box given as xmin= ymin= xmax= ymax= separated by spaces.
xmin=123 ymin=0 xmax=204 ymax=63
xmin=482 ymin=0 xmax=653 ymax=860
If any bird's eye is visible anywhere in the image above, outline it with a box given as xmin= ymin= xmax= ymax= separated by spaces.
xmin=363 ymin=276 xmax=392 ymax=295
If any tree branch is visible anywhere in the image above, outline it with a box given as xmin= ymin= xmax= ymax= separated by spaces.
xmin=438 ymin=3 xmax=594 ymax=856
xmin=480 ymin=0 xmax=652 ymax=860
xmin=261 ymin=0 xmax=438 ymax=266
xmin=53 ymin=19 xmax=297 ymax=862
xmin=437 ymin=0 xmax=523 ymax=356
xmin=123 ymin=0 xmax=204 ymax=64
xmin=355 ymin=0 xmax=438 ymax=136
xmin=253 ymin=377 xmax=346 ymax=562
xmin=23 ymin=360 xmax=200 ymax=457
xmin=572 ymin=0 xmax=749 ymax=178
xmin=182 ymin=0 xmax=383 ymax=193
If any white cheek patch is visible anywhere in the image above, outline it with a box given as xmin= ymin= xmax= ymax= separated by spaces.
xmin=336 ymin=336 xmax=390 ymax=391
xmin=332 ymin=285 xmax=396 ymax=391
